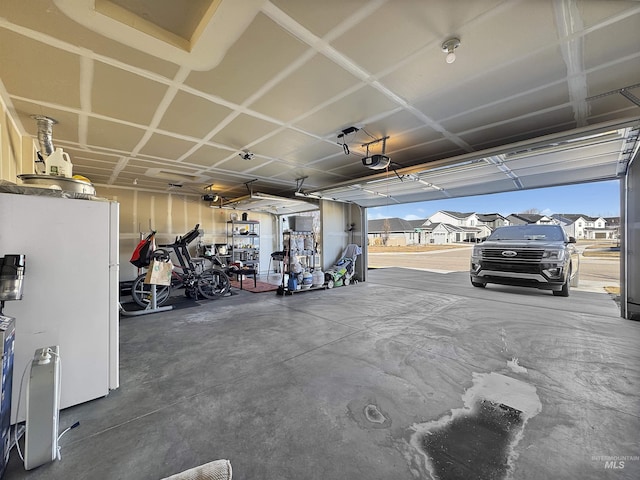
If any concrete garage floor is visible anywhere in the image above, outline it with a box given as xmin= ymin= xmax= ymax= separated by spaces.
xmin=6 ymin=268 xmax=640 ymax=480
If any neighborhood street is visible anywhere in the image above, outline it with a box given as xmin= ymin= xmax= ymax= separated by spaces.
xmin=367 ymin=243 xmax=619 ymax=293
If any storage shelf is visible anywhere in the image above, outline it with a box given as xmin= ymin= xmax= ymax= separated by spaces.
xmin=281 ymin=229 xmax=323 ymax=296
xmin=227 ymin=220 xmax=260 ymax=268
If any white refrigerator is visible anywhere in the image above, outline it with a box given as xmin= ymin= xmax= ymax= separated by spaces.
xmin=0 ymin=192 xmax=119 ymax=422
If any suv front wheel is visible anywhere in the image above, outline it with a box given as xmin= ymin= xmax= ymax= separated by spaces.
xmin=553 ymin=266 xmax=571 ymax=297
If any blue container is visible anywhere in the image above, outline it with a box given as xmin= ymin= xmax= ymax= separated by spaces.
xmin=287 ymin=276 xmax=297 ymax=291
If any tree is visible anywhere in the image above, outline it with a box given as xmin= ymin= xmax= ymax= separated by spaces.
xmin=382 ymin=218 xmax=391 ymax=246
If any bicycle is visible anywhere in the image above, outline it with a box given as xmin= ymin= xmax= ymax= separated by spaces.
xmin=130 ymin=224 xmax=231 ymax=308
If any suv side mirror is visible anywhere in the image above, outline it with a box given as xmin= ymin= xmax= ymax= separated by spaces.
xmin=568 ymin=236 xmax=577 ymax=243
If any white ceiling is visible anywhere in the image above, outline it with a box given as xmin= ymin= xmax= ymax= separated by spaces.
xmin=0 ymin=0 xmax=639 ymax=205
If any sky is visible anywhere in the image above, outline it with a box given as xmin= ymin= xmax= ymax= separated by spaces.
xmin=367 ymin=180 xmax=620 ymax=221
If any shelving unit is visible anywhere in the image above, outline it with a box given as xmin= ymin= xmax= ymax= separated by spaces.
xmin=197 ymin=242 xmax=231 ymax=266
xmin=278 ymin=230 xmax=325 ymax=295
xmin=227 ymin=220 xmax=260 ymax=269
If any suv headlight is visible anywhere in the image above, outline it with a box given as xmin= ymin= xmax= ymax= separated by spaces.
xmin=472 ymin=245 xmax=482 ymax=257
xmin=542 ymin=249 xmax=565 ymax=261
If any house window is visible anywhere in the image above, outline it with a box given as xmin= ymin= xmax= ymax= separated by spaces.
xmin=578 ymin=222 xmax=582 ymax=227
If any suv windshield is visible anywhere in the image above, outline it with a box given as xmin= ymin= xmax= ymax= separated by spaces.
xmin=488 ymin=225 xmax=566 ymax=242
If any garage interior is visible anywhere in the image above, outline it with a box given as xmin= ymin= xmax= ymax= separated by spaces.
xmin=0 ymin=1 xmax=639 ymax=479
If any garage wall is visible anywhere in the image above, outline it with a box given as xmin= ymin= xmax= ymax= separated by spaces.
xmin=95 ymin=185 xmax=276 ymax=282
xmin=320 ymin=200 xmax=365 ymax=282
xmin=0 ymin=99 xmax=35 ymax=183
xmin=0 ymin=116 xmax=292 ymax=286
xmin=320 ymin=200 xmax=348 ymax=270
xmin=2 ymin=99 xmax=356 ymax=285
xmin=0 ymin=102 xmax=278 ymax=282
xmin=349 ymin=202 xmax=365 ymax=282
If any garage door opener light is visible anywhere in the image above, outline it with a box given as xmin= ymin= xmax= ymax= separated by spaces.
xmin=442 ymin=37 xmax=460 ymax=64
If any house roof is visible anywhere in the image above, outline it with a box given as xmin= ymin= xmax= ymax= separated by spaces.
xmin=552 ymin=214 xmax=621 ymax=226
xmin=476 ymin=213 xmax=506 ymax=222
xmin=553 ymin=214 xmax=584 ymax=223
xmin=407 ymin=219 xmax=429 ymax=229
xmin=507 ymin=213 xmax=550 ymax=223
xmin=440 ymin=211 xmax=476 ymax=219
xmin=430 ymin=222 xmax=458 ymax=233
xmin=430 ymin=223 xmax=483 ymax=234
xmin=368 ymin=218 xmax=415 ymax=233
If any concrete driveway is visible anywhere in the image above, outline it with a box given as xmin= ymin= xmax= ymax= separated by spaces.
xmin=368 ymin=245 xmax=619 ymax=293
xmin=7 ymin=268 xmax=638 ymax=480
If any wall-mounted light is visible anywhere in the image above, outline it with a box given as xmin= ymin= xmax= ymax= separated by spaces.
xmin=442 ymin=37 xmax=460 ymax=64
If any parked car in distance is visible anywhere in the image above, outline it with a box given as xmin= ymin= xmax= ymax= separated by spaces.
xmin=469 ymin=224 xmax=579 ymax=296
xmin=462 ymin=237 xmax=486 ymax=243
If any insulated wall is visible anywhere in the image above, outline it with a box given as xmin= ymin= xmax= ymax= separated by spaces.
xmin=320 ymin=200 xmax=350 ymax=271
xmin=94 ymin=186 xmax=276 ymax=282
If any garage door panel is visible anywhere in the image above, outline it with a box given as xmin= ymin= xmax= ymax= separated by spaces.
xmin=520 ymin=164 xmax=620 ymax=189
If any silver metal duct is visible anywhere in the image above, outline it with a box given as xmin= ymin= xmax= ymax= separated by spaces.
xmin=31 ymin=115 xmax=57 ymax=157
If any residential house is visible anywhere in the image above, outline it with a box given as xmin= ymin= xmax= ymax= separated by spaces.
xmin=408 ymin=219 xmax=431 ymax=245
xmin=604 ymin=217 xmax=621 ymax=240
xmin=552 ymin=214 xmax=618 ymax=239
xmin=368 ymin=218 xmax=428 ymax=246
xmin=424 ymin=211 xmax=490 ymax=243
xmin=427 ymin=210 xmax=478 ymax=227
xmin=425 ymin=223 xmax=472 ymax=244
xmin=476 ymin=213 xmax=509 ymax=230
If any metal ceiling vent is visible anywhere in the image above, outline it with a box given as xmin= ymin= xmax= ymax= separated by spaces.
xmin=31 ymin=115 xmax=58 ymax=158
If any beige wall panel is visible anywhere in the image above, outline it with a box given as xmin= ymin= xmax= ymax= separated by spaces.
xmin=45 ymin=185 xmax=281 ymax=281
xmin=1 ymin=106 xmax=32 ymax=182
xmin=105 ymin=188 xmax=136 ymax=233
xmin=0 ymin=114 xmax=6 ymax=182
xmin=140 ymin=192 xmax=170 ymax=239
xmin=320 ymin=199 xmax=350 ymax=272
xmin=1 ymin=111 xmax=8 ymax=182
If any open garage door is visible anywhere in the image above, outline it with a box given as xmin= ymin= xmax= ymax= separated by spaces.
xmin=308 ymin=119 xmax=640 ymax=320
xmin=307 ymin=119 xmax=639 ymax=208
xmin=622 ymin=155 xmax=640 ymax=320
